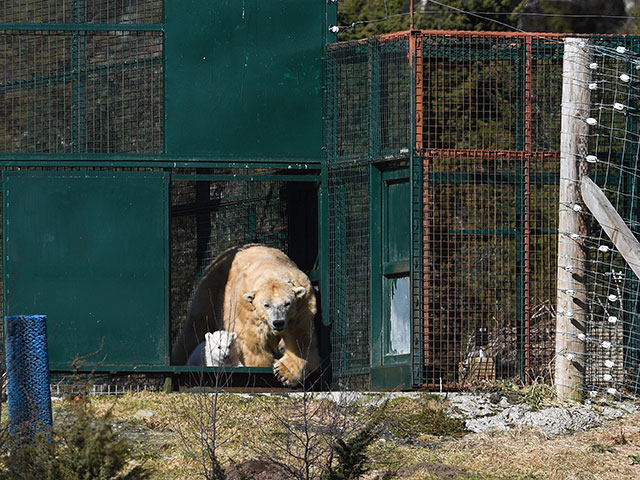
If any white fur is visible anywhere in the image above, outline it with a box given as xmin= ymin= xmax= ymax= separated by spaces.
xmin=204 ymin=330 xmax=243 ymax=367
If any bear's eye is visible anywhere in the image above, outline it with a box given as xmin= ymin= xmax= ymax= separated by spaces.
xmin=284 ymin=301 xmax=291 ymax=308
xmin=264 ymin=302 xmax=270 ymax=308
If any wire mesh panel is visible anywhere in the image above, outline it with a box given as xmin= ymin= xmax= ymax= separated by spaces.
xmin=170 ymin=171 xmax=320 ymax=358
xmin=420 ymin=33 xmax=562 ymax=388
xmin=327 ymin=163 xmax=370 ymax=390
xmin=0 ymin=1 xmax=163 ymax=153
xmin=326 ymin=34 xmax=410 ymax=165
xmin=561 ymin=37 xmax=640 ymax=399
xmin=531 ymin=36 xmax=564 ymax=151
xmin=421 ymin=34 xmax=525 ymax=151
xmin=1 ymin=1 xmax=162 ymax=24
xmin=427 ymin=153 xmax=520 ymax=384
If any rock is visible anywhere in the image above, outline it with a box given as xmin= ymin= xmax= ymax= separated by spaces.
xmin=133 ymin=409 xmax=156 ymax=420
xmin=396 ymin=462 xmax=466 ymax=479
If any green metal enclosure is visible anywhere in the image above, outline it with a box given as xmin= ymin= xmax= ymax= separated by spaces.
xmin=10 ymin=3 xmax=639 ymax=393
xmin=0 ymin=0 xmax=335 ymax=377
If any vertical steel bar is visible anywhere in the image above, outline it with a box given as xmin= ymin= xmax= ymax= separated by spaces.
xmin=524 ymin=35 xmax=533 ymax=382
xmin=71 ymin=0 xmax=87 ymax=153
xmin=410 ymin=31 xmax=425 ymax=386
xmin=514 ymin=38 xmax=525 ymax=380
xmin=368 ymin=38 xmax=381 ymax=161
xmin=410 ymin=0 xmax=414 ymax=31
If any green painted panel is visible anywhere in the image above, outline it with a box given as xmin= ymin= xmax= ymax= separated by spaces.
xmin=4 ymin=171 xmax=168 ymax=368
xmin=385 ymin=176 xmax=410 ymax=263
xmin=370 ymin=364 xmax=412 ymax=391
xmin=164 ymin=0 xmax=325 ymax=158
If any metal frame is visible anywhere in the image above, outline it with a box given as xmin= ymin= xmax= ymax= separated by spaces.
xmin=0 ymin=0 xmax=335 ymax=381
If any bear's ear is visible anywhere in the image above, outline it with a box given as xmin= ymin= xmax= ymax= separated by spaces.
xmin=242 ymin=292 xmax=255 ymax=303
xmin=293 ymin=286 xmax=306 ymax=298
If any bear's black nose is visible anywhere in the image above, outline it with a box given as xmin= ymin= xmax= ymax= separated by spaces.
xmin=273 ymin=319 xmax=285 ymax=330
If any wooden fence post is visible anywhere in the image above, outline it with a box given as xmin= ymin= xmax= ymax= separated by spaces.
xmin=556 ymin=38 xmax=592 ymax=401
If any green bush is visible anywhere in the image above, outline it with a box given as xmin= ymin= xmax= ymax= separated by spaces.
xmin=0 ymin=399 xmax=151 ymax=480
xmin=323 ymin=419 xmax=379 ymax=480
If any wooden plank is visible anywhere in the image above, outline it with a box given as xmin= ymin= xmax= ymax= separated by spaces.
xmin=581 ymin=176 xmax=640 ymax=279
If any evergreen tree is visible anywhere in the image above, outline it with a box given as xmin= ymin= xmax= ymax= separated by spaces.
xmin=338 ymin=0 xmax=523 ymax=40
xmin=337 ymin=0 xmax=630 ymax=40
xmin=516 ymin=0 xmax=627 ymax=33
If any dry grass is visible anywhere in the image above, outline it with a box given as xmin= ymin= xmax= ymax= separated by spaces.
xmin=440 ymin=413 xmax=640 ymax=479
xmin=23 ymin=392 xmax=639 ymax=480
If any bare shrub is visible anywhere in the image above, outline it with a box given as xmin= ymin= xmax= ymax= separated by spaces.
xmin=172 ymin=369 xmax=243 ymax=480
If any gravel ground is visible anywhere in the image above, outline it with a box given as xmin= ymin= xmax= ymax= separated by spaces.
xmin=445 ymin=392 xmax=640 ymax=436
xmin=280 ymin=390 xmax=640 ymax=437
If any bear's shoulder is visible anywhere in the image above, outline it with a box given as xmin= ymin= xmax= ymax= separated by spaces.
xmin=229 ymin=245 xmax=310 ymax=288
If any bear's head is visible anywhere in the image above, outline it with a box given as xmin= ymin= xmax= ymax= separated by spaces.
xmin=204 ymin=330 xmax=238 ymax=366
xmin=242 ymin=280 xmax=306 ymax=334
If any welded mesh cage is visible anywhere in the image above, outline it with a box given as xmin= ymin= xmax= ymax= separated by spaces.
xmin=169 ymin=171 xmax=320 ymax=355
xmin=326 ymin=33 xmax=411 ymax=389
xmin=422 ymin=34 xmax=563 ymax=387
xmin=0 ymin=1 xmax=163 ymax=153
xmin=327 ymin=31 xmax=567 ymax=390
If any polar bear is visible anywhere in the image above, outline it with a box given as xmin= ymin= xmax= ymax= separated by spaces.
xmin=172 ymin=244 xmax=319 ymax=386
xmin=186 ymin=330 xmax=243 ymax=367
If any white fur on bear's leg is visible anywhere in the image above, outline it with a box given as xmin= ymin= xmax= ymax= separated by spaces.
xmin=204 ymin=330 xmax=243 ymax=367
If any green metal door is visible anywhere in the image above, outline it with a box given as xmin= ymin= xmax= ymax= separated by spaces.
xmin=371 ymin=167 xmax=412 ymax=389
xmin=3 ymin=171 xmax=169 ymax=369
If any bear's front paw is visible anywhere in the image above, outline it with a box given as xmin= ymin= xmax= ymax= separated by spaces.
xmin=273 ymin=356 xmax=304 ymax=386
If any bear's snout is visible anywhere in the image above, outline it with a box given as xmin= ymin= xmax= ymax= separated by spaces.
xmin=267 ymin=304 xmax=290 ymax=333
xmin=272 ymin=319 xmax=286 ymax=330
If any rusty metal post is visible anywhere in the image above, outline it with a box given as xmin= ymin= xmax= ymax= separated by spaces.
xmin=410 ymin=0 xmax=414 ymax=30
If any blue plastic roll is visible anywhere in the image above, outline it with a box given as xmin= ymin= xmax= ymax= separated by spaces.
xmin=5 ymin=315 xmax=53 ymax=441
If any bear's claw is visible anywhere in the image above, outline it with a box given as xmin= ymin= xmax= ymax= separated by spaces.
xmin=273 ymin=360 xmax=299 ymax=387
